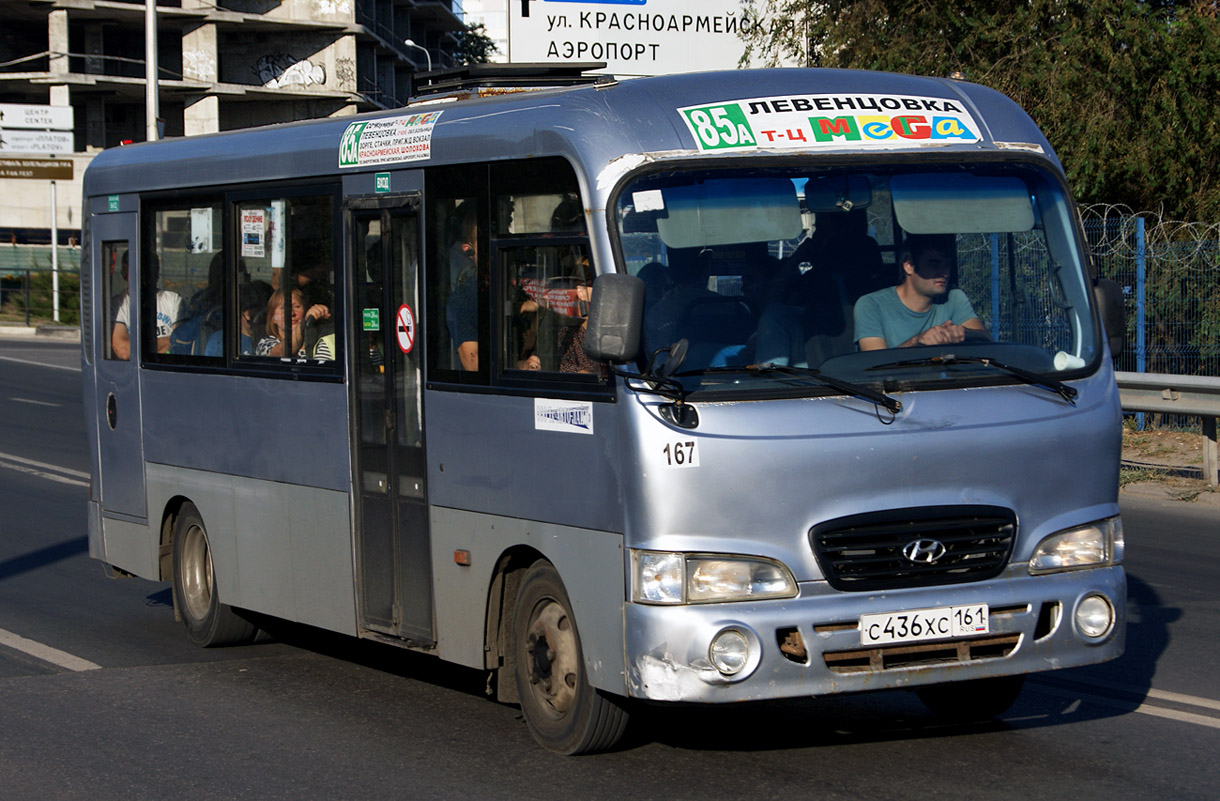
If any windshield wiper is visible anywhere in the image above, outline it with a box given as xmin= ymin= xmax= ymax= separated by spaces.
xmin=690 ymin=363 xmax=902 ymax=414
xmin=866 ymin=353 xmax=1078 ymax=404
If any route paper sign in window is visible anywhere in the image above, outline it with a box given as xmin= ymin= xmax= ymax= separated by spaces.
xmin=678 ymin=94 xmax=983 ymax=152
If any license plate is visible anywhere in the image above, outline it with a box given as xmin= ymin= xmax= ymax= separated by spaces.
xmin=859 ymin=604 xmax=989 ymax=646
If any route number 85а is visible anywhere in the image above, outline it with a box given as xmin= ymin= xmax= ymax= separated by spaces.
xmin=662 ymin=440 xmax=699 ymax=468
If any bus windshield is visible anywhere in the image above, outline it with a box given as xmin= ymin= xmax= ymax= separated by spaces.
xmin=614 ymin=164 xmax=1099 ymax=398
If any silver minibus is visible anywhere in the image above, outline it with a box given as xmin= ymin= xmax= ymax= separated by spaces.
xmin=82 ymin=65 xmax=1126 ymax=753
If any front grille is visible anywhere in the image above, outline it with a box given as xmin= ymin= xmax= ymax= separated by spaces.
xmin=810 ymin=506 xmax=1016 ymax=591
xmin=824 ymin=633 xmax=1020 ymax=674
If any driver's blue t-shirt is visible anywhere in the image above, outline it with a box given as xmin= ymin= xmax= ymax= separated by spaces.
xmin=853 ymin=286 xmax=978 ymax=348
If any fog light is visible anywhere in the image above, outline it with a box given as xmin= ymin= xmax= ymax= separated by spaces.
xmin=1075 ymin=594 xmax=1114 ymax=639
xmin=709 ymin=629 xmax=750 ymax=675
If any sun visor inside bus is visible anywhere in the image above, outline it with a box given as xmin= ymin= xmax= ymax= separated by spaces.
xmin=654 ymin=179 xmax=802 ymax=248
xmin=892 ymin=174 xmax=1035 ymax=234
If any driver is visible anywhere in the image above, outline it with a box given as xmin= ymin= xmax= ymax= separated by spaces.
xmin=853 ymin=234 xmax=988 ymax=350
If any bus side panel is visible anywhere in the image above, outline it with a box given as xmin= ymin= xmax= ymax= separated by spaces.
xmin=139 ymin=373 xmax=350 ymax=490
xmin=140 ymin=373 xmax=356 ymax=633
xmin=147 ymin=463 xmax=358 ymax=634
xmin=429 ymin=506 xmax=627 ymax=694
xmin=422 ymin=391 xmax=623 ymax=533
xmin=98 ymin=517 xmax=159 ymax=578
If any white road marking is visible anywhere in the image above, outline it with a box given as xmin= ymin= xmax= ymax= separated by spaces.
xmin=0 ymin=627 xmax=101 ymax=672
xmin=0 ymin=449 xmax=89 ymax=487
xmin=0 ymin=354 xmax=80 ymax=372
xmin=1031 ymin=682 xmax=1220 ymax=730
xmin=10 ymin=397 xmax=61 ymax=407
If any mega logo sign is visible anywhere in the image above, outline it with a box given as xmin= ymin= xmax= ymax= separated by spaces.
xmin=679 ymin=93 xmax=982 ymax=151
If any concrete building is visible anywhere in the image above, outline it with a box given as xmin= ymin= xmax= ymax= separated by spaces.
xmin=0 ymin=0 xmax=466 ymax=247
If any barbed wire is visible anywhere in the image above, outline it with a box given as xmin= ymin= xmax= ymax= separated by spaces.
xmin=1079 ymin=204 xmax=1220 ymax=266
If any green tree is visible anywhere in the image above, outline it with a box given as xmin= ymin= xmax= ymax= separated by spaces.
xmin=739 ymin=1 xmax=1220 ymax=221
xmin=454 ymin=22 xmax=498 ymax=66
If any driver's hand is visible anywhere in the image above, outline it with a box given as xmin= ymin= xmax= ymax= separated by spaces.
xmin=915 ymin=321 xmax=965 ymax=345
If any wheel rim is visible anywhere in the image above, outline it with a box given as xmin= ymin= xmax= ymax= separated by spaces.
xmin=522 ymin=599 xmax=580 ymax=719
xmin=180 ymin=523 xmax=214 ymax=623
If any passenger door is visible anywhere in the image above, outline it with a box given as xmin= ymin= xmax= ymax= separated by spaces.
xmin=90 ymin=206 xmax=147 ymax=520
xmin=349 ymin=194 xmax=432 ymax=643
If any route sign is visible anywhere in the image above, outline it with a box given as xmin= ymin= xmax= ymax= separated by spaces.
xmin=0 ymin=103 xmax=74 ymax=131
xmin=0 ymin=157 xmax=73 ymax=180
xmin=0 ymin=129 xmax=74 ymax=155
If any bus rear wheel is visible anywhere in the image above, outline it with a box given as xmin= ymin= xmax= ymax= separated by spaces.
xmin=512 ymin=560 xmax=629 ymax=754
xmin=171 ymin=503 xmax=259 ymax=648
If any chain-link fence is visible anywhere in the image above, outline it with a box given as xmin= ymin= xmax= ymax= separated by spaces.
xmin=1082 ymin=204 xmax=1220 ymax=431
xmin=1082 ymin=204 xmax=1220 ymax=378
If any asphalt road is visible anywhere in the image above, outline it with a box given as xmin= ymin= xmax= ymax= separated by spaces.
xmin=1 ymin=337 xmax=1217 ymax=800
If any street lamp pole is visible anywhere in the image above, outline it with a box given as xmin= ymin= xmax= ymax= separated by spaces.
xmin=403 ymin=39 xmax=432 ymax=72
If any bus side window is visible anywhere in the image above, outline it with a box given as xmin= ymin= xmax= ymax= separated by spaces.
xmin=146 ymin=202 xmax=223 ymax=362
xmin=501 ymin=244 xmax=596 ymax=375
xmin=103 ymin=242 xmax=130 ymax=360
xmin=236 ymin=194 xmax=337 ymax=363
xmin=427 ymin=163 xmax=489 ymax=384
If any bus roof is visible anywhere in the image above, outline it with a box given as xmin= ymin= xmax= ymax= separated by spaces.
xmin=83 ymin=68 xmax=1058 ymax=198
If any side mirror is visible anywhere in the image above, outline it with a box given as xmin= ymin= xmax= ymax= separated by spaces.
xmin=1093 ymin=277 xmax=1125 ymax=358
xmin=584 ymin=273 xmax=644 ymax=363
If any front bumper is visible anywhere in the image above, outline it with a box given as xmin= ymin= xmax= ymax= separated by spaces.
xmin=623 ymin=564 xmax=1125 ymax=702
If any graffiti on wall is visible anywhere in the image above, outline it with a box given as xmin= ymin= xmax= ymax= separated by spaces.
xmin=254 ymin=53 xmax=327 ymax=89
xmin=335 ymin=57 xmax=356 ymax=87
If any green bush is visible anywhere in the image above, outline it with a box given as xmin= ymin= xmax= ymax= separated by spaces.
xmin=1 ymin=270 xmax=80 ymax=326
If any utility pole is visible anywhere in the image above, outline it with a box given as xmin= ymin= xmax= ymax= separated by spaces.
xmin=146 ymin=0 xmax=159 ymax=141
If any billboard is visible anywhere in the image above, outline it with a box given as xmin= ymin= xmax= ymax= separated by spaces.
xmin=508 ymin=0 xmax=753 ymax=77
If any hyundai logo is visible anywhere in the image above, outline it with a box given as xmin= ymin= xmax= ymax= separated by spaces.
xmin=902 ymin=538 xmax=947 ymax=564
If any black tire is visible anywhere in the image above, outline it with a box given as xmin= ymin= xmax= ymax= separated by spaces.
xmin=171 ymin=503 xmax=260 ymax=648
xmin=512 ymin=560 xmax=629 ymax=754
xmin=916 ymin=674 xmax=1026 ymax=722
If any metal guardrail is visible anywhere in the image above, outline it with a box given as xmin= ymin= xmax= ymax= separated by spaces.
xmin=1115 ymin=371 xmax=1220 ymax=487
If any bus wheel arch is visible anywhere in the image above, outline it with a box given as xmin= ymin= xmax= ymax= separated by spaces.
xmin=484 ymin=546 xmax=545 ymax=705
xmin=169 ymin=501 xmax=259 ymax=648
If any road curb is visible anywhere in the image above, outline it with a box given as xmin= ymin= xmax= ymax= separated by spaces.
xmin=0 ymin=324 xmax=80 ymax=340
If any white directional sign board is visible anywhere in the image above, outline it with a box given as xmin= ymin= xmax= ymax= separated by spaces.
xmin=0 ymin=129 xmax=75 ymax=154
xmin=0 ymin=103 xmax=74 ymax=131
xmin=509 ymin=0 xmax=752 ymax=78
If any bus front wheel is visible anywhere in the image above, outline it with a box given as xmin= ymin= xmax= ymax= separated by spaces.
xmin=512 ymin=560 xmax=629 ymax=754
xmin=171 ymin=503 xmax=259 ymax=648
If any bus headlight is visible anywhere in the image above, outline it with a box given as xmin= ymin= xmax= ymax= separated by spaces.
xmin=1029 ymin=517 xmax=1124 ymax=574
xmin=632 ymin=551 xmax=798 ymax=605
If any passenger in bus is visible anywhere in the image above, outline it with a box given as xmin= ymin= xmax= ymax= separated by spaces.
xmin=111 ymin=253 xmax=184 ymax=360
xmin=445 ymin=203 xmax=481 ymax=371
xmin=255 ymin=287 xmax=330 ymax=357
xmin=313 ymin=332 xmax=336 ymax=361
xmin=293 ymin=259 xmax=334 ymax=310
xmin=644 ymin=248 xmax=718 ymax=347
xmin=205 ymin=280 xmax=272 ymax=357
xmin=170 ymin=250 xmax=226 ymax=356
xmin=854 ymin=234 xmax=987 ymax=350
xmin=752 ymin=211 xmax=884 ymax=367
xmin=557 ymin=282 xmax=602 ymax=375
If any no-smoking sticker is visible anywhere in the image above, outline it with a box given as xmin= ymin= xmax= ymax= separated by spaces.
xmin=396 ymin=304 xmax=415 ymax=354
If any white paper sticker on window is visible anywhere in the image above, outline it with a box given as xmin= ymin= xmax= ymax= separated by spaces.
xmin=632 ymin=189 xmax=665 ymax=212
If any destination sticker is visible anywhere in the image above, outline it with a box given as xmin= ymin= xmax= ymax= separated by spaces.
xmin=534 ymin=398 xmax=594 ymax=436
xmin=338 ymin=111 xmax=443 ymax=168
xmin=678 ymin=94 xmax=982 ymax=152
